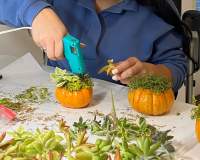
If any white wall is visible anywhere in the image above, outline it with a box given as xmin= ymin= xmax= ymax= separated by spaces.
xmin=0 ymin=25 xmax=42 ymax=68
xmin=182 ymin=0 xmax=196 ymax=13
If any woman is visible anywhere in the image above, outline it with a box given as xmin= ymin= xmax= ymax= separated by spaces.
xmin=0 ymin=0 xmax=190 ymax=93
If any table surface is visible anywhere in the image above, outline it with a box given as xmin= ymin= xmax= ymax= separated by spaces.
xmin=0 ymin=53 xmax=200 ymax=160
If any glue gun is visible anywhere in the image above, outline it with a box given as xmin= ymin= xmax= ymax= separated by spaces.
xmin=0 ymin=28 xmax=86 ymax=75
xmin=63 ymin=34 xmax=86 ymax=74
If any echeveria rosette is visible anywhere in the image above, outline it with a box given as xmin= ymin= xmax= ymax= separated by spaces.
xmin=50 ymin=67 xmax=93 ymax=92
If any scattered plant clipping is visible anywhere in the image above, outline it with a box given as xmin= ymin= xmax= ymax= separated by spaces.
xmin=15 ymin=86 xmax=50 ymax=104
xmin=0 ymin=98 xmax=24 ymax=112
xmin=0 ymin=86 xmax=50 ymax=122
xmin=0 ymin=93 xmax=176 ymax=160
xmin=0 ymin=97 xmax=35 ymax=122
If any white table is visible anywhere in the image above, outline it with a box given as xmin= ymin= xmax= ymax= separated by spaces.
xmin=0 ymin=53 xmax=200 ymax=160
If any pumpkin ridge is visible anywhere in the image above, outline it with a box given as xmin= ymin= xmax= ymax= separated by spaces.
xmin=196 ymin=120 xmax=200 ymax=142
xmin=163 ymin=92 xmax=168 ymax=115
xmin=136 ymin=89 xmax=144 ymax=113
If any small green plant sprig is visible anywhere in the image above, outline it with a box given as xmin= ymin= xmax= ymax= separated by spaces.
xmin=191 ymin=105 xmax=200 ymax=120
xmin=128 ymin=74 xmax=172 ymax=93
xmin=50 ymin=67 xmax=93 ymax=92
xmin=15 ymin=86 xmax=50 ymax=104
xmin=191 ymin=97 xmax=200 ymax=120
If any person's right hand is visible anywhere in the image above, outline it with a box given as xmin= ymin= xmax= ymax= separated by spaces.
xmin=32 ymin=8 xmax=68 ymax=60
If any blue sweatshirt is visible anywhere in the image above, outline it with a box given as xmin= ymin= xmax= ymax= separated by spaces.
xmin=0 ymin=0 xmax=187 ymax=92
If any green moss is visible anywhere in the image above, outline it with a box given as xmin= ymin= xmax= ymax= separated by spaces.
xmin=50 ymin=67 xmax=93 ymax=92
xmin=191 ymin=105 xmax=200 ymax=120
xmin=128 ymin=74 xmax=171 ymax=93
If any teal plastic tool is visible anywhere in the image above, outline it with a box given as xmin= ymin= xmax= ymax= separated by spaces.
xmin=63 ymin=34 xmax=86 ymax=74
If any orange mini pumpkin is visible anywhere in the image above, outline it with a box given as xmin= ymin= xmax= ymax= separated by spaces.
xmin=55 ymin=87 xmax=92 ymax=108
xmin=128 ymin=75 xmax=175 ymax=116
xmin=196 ymin=119 xmax=200 ymax=142
xmin=191 ymin=105 xmax=200 ymax=142
xmin=51 ymin=67 xmax=93 ymax=108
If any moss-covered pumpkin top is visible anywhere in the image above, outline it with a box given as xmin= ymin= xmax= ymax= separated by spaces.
xmin=50 ymin=67 xmax=93 ymax=92
xmin=128 ymin=75 xmax=172 ymax=93
xmin=191 ymin=105 xmax=200 ymax=120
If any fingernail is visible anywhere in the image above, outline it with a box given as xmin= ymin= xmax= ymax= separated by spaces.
xmin=112 ymin=75 xmax=118 ymax=81
xmin=112 ymin=69 xmax=118 ymax=74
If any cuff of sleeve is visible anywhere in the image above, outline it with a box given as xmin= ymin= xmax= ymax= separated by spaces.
xmin=22 ymin=1 xmax=51 ymax=26
xmin=163 ymin=63 xmax=185 ymax=92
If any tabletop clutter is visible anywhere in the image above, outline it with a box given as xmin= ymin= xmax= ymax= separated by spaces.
xmin=0 ymin=54 xmax=200 ymax=160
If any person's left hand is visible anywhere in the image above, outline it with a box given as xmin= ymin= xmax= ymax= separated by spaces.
xmin=111 ymin=57 xmax=147 ymax=84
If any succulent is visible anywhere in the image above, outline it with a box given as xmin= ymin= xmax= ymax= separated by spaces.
xmin=98 ymin=59 xmax=116 ymax=76
xmin=50 ymin=67 xmax=93 ymax=92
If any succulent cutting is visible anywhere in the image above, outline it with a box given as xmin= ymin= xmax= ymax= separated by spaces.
xmin=50 ymin=67 xmax=93 ymax=108
xmin=0 ymin=93 xmax=175 ymax=160
xmin=98 ymin=59 xmax=116 ymax=76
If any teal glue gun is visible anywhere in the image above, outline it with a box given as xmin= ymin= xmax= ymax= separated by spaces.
xmin=63 ymin=34 xmax=86 ymax=74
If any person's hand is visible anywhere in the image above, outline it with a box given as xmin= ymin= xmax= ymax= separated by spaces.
xmin=32 ymin=8 xmax=68 ymax=60
xmin=111 ymin=57 xmax=147 ymax=84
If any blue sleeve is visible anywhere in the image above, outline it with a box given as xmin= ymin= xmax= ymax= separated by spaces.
xmin=0 ymin=0 xmax=52 ymax=27
xmin=150 ymin=29 xmax=187 ymax=92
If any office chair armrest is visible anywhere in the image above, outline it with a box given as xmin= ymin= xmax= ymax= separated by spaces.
xmin=183 ymin=10 xmax=200 ymax=31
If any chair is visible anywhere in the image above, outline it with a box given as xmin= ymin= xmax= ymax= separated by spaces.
xmin=170 ymin=0 xmax=200 ymax=104
xmin=183 ymin=10 xmax=200 ymax=104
